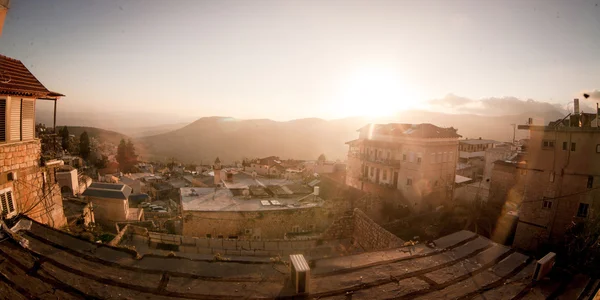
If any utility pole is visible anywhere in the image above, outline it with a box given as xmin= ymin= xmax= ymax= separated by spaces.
xmin=511 ymin=124 xmax=516 ymax=145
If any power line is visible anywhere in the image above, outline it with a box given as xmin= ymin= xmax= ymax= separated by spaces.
xmin=520 ymin=185 xmax=600 ymax=204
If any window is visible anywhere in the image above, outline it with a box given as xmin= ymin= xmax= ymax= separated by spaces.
xmin=542 ymin=199 xmax=552 ymax=209
xmin=588 ymin=176 xmax=594 ymax=189
xmin=206 ymin=234 xmax=212 ymax=238
xmin=383 ymin=170 xmax=387 ymax=180
xmin=417 ymin=157 xmax=422 ymax=164
xmin=292 ymin=226 xmax=300 ymax=233
xmin=563 ymin=142 xmax=568 ymax=151
xmin=542 ymin=140 xmax=555 ymax=148
xmin=549 ymin=172 xmax=555 ymax=182
xmin=10 ymin=98 xmax=21 ymax=141
xmin=0 ymin=189 xmax=16 ymax=217
xmin=370 ymin=167 xmax=373 ymax=176
xmin=577 ymin=203 xmax=589 ymax=218
xmin=402 ymin=153 xmax=407 ymax=161
xmin=571 ymin=142 xmax=576 ymax=151
xmin=0 ymin=99 xmax=5 ymax=142
xmin=406 ymin=178 xmax=413 ymax=186
xmin=21 ymin=100 xmax=34 ymax=140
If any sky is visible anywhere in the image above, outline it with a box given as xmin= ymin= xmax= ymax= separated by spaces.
xmin=1 ymin=0 xmax=600 ymax=123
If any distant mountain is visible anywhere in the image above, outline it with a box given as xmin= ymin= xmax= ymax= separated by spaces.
xmin=64 ymin=126 xmax=129 ymax=145
xmin=124 ymin=123 xmax=189 ymax=138
xmin=138 ymin=110 xmax=564 ymax=163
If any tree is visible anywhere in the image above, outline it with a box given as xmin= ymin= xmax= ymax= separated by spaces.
xmin=116 ymin=139 xmax=138 ymax=172
xmin=59 ymin=126 xmax=70 ymax=152
xmin=317 ymin=154 xmax=327 ymax=162
xmin=94 ymin=154 xmax=109 ymax=169
xmin=79 ymin=131 xmax=90 ymax=160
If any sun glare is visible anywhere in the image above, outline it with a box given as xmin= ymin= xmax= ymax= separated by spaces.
xmin=335 ymin=67 xmax=418 ymax=117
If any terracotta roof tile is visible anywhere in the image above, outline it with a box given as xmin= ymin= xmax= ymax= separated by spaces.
xmin=0 ymin=54 xmax=62 ymax=98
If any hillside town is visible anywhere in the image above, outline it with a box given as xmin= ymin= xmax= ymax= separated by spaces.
xmin=2 ymin=51 xmax=600 ymax=298
xmin=3 ymin=2 xmax=600 ymax=299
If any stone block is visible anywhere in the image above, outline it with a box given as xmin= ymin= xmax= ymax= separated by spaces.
xmin=225 ymin=249 xmax=241 ymax=256
xmin=241 ymin=250 xmax=255 ymax=256
xmin=222 ymin=239 xmax=237 ymax=250
xmin=236 ymin=240 xmax=250 ymax=250
xmin=182 ymin=236 xmax=195 ymax=245
xmin=197 ymin=247 xmax=213 ymax=255
xmin=180 ymin=245 xmax=197 ymax=253
xmin=253 ymin=250 xmax=270 ymax=257
xmin=278 ymin=241 xmax=292 ymax=250
xmin=196 ymin=238 xmax=209 ymax=248
xmin=250 ymin=241 xmax=264 ymax=250
xmin=264 ymin=241 xmax=278 ymax=251
xmin=210 ymin=239 xmax=223 ymax=249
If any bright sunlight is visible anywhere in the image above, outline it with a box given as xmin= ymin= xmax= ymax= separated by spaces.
xmin=334 ymin=67 xmax=419 ymax=118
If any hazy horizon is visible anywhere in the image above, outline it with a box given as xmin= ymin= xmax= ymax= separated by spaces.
xmin=3 ymin=0 xmax=600 ymax=123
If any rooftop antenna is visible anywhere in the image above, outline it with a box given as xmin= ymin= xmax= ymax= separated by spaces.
xmin=510 ymin=124 xmax=516 ymax=145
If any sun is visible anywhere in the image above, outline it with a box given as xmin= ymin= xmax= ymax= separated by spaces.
xmin=335 ymin=67 xmax=418 ymax=117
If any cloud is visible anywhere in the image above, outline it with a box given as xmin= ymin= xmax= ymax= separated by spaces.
xmin=584 ymin=89 xmax=600 ymax=100
xmin=428 ymin=94 xmax=566 ymax=116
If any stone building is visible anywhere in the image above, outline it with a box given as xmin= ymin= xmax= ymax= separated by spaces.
xmin=81 ymin=182 xmax=143 ymax=229
xmin=56 ymin=165 xmax=79 ymax=197
xmin=457 ymin=138 xmax=498 ymax=180
xmin=0 ymin=54 xmax=67 ymax=228
xmin=180 ymin=172 xmax=328 ymax=239
xmin=345 ymin=123 xmax=461 ymax=212
xmin=513 ymin=105 xmax=600 ymax=251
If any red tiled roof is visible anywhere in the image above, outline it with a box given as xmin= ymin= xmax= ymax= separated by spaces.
xmin=0 ymin=54 xmax=63 ymax=98
xmin=364 ymin=123 xmax=461 ymax=139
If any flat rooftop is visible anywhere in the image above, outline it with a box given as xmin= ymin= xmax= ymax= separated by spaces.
xmin=0 ymin=217 xmax=586 ymax=299
xmin=180 ymin=187 xmax=322 ymax=212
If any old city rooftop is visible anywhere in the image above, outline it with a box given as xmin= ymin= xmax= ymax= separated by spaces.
xmin=0 ymin=216 xmax=587 ymax=299
xmin=81 ymin=182 xmax=132 ymax=200
xmin=180 ymin=186 xmax=322 ymax=212
xmin=355 ymin=123 xmax=461 ymax=139
xmin=0 ymin=54 xmax=63 ymax=98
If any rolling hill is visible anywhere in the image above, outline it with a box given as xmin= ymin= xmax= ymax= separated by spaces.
xmin=63 ymin=126 xmax=130 ymax=145
xmin=138 ymin=110 xmax=564 ymax=163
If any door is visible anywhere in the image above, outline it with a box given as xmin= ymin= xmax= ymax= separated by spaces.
xmin=393 ymin=172 xmax=399 ymax=188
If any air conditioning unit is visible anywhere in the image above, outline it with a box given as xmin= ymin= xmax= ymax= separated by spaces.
xmin=290 ymin=254 xmax=310 ymax=294
xmin=532 ymin=252 xmax=556 ymax=281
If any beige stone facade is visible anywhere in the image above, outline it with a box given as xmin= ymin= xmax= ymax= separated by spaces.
xmin=0 ymin=140 xmax=67 ymax=228
xmin=345 ymin=124 xmax=460 ymax=212
xmin=513 ymin=117 xmax=600 ymax=251
xmin=182 ymin=207 xmax=333 ymax=239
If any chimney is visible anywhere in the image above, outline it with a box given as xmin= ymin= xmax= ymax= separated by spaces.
xmin=574 ymin=98 xmax=580 ymax=115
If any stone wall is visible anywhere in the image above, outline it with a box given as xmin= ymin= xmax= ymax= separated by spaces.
xmin=0 ymin=140 xmax=66 ymax=228
xmin=182 ymin=206 xmax=333 ymax=240
xmin=320 ymin=208 xmax=404 ymax=251
xmin=352 ymin=208 xmax=404 ymax=250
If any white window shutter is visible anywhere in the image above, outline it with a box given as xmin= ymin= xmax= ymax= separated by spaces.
xmin=21 ymin=99 xmax=35 ymax=140
xmin=10 ymin=98 xmax=21 ymax=141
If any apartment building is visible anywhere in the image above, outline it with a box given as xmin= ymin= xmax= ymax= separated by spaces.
xmin=513 ymin=102 xmax=600 ymax=251
xmin=345 ymin=123 xmax=461 ymax=212
xmin=0 ymin=54 xmax=67 ymax=227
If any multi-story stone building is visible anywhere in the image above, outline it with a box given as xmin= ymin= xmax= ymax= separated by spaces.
xmin=345 ymin=123 xmax=461 ymax=212
xmin=0 ymin=54 xmax=67 ymax=227
xmin=513 ymin=105 xmax=600 ymax=251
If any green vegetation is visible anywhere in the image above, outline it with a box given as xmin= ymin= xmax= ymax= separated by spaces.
xmin=79 ymin=131 xmax=91 ymax=160
xmin=116 ymin=138 xmax=139 ymax=172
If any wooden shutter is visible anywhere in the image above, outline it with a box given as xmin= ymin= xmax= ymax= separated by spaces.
xmin=0 ymin=192 xmax=7 ymax=214
xmin=0 ymin=99 xmax=5 ymax=142
xmin=21 ymin=99 xmax=35 ymax=140
xmin=6 ymin=191 xmax=14 ymax=213
xmin=10 ymin=98 xmax=21 ymax=141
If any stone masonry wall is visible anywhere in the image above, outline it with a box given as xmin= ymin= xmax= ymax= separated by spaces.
xmin=0 ymin=140 xmax=66 ymax=228
xmin=320 ymin=208 xmax=404 ymax=251
xmin=182 ymin=206 xmax=333 ymax=239
xmin=352 ymin=208 xmax=404 ymax=251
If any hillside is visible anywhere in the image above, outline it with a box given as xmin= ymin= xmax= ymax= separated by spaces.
xmin=64 ymin=126 xmax=130 ymax=145
xmin=138 ymin=110 xmax=564 ymax=163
